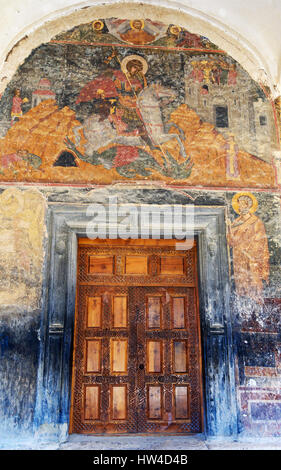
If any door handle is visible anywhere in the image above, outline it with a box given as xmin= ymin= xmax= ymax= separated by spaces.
xmin=138 ymin=363 xmax=144 ymax=370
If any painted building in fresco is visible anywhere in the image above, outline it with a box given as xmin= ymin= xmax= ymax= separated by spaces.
xmin=0 ymin=12 xmax=280 ymax=447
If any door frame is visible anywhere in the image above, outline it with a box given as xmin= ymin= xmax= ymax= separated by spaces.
xmin=33 ymin=202 xmax=238 ymax=442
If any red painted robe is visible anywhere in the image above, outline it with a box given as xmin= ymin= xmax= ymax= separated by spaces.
xmin=11 ymin=96 xmax=24 ymax=118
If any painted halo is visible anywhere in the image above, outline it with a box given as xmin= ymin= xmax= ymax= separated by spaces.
xmin=130 ymin=19 xmax=145 ymax=30
xmin=92 ymin=20 xmax=104 ymax=31
xmin=121 ymin=54 xmax=148 ymax=75
xmin=232 ymin=191 xmax=258 ymax=214
xmin=170 ymin=25 xmax=182 ymax=36
xmin=0 ymin=188 xmax=24 ymax=215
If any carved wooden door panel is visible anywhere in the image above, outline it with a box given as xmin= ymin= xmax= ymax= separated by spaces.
xmin=69 ymin=239 xmax=203 ymax=434
xmin=70 ymin=285 xmax=138 ymax=433
xmin=135 ymin=286 xmax=202 ymax=433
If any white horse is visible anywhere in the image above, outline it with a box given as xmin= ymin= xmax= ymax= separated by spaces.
xmin=137 ymin=82 xmax=186 ymax=158
xmin=73 ymin=82 xmax=186 ymax=158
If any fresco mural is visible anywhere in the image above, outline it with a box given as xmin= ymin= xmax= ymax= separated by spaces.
xmin=0 ymin=18 xmax=278 ymax=187
xmin=0 ymin=188 xmax=46 ymax=309
xmin=226 ymin=192 xmax=270 ymax=303
xmin=0 ymin=13 xmax=280 ymax=446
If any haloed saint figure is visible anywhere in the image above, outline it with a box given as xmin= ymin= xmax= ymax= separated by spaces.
xmin=227 ymin=192 xmax=269 ymax=302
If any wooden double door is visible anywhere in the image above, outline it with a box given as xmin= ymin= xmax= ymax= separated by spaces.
xmin=70 ymin=239 xmax=203 ymax=434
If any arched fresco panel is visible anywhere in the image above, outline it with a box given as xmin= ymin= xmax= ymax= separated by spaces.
xmin=0 ymin=17 xmax=278 ymax=188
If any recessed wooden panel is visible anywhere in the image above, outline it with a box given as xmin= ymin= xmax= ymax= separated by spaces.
xmin=84 ymin=385 xmax=100 ymax=420
xmin=111 ymin=339 xmax=128 ymax=374
xmin=89 ymin=255 xmax=114 ymax=274
xmin=147 ymin=296 xmax=161 ymax=329
xmin=125 ymin=256 xmax=148 ymax=274
xmin=147 ymin=340 xmax=162 ymax=373
xmin=147 ymin=386 xmax=162 ymax=419
xmin=172 ymin=297 xmax=186 ymax=329
xmin=160 ymin=256 xmax=184 ymax=275
xmin=86 ymin=339 xmax=101 ymax=373
xmin=113 ymin=295 xmax=127 ymax=328
xmin=175 ymin=386 xmax=190 ymax=419
xmin=111 ymin=385 xmax=127 ymax=420
xmin=173 ymin=341 xmax=188 ymax=373
xmin=87 ymin=296 xmax=102 ymax=328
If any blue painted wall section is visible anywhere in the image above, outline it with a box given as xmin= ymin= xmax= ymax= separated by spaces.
xmin=0 ymin=314 xmax=40 ymax=439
